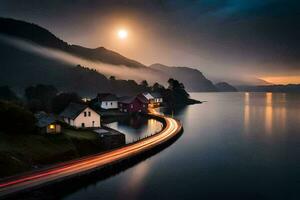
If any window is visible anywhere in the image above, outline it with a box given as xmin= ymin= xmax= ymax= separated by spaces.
xmin=131 ymin=104 xmax=133 ymax=109
xmin=111 ymin=102 xmax=113 ymax=105
xmin=49 ymin=124 xmax=55 ymax=130
xmin=92 ymin=121 xmax=95 ymax=127
xmin=88 ymin=111 xmax=91 ymax=116
xmin=81 ymin=123 xmax=85 ymax=127
xmin=84 ymin=112 xmax=87 ymax=117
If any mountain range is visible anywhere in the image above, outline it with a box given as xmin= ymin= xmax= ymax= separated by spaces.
xmin=0 ymin=17 xmax=236 ymax=94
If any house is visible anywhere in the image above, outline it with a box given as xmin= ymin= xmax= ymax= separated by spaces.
xmin=35 ymin=112 xmax=62 ymax=134
xmin=94 ymin=129 xmax=126 ymax=150
xmin=139 ymin=92 xmax=154 ymax=103
xmin=138 ymin=92 xmax=163 ymax=107
xmin=93 ymin=93 xmax=118 ymax=110
xmin=150 ymin=92 xmax=163 ymax=106
xmin=60 ymin=103 xmax=101 ymax=128
xmin=118 ymin=96 xmax=148 ymax=113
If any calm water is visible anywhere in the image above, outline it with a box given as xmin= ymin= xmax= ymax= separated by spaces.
xmin=106 ymin=116 xmax=163 ymax=144
xmin=64 ymin=93 xmax=300 ymax=200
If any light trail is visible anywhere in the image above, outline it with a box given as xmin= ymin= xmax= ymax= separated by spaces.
xmin=0 ymin=108 xmax=182 ymax=197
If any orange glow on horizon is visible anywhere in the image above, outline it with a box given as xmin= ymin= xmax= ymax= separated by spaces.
xmin=261 ymin=76 xmax=300 ymax=85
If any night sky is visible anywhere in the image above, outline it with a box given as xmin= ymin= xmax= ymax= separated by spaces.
xmin=1 ymin=0 xmax=299 ymax=83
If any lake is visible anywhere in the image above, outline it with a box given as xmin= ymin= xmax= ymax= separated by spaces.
xmin=106 ymin=115 xmax=163 ymax=144
xmin=64 ymin=92 xmax=300 ymax=200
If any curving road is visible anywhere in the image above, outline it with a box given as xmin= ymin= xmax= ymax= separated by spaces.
xmin=0 ymin=108 xmax=182 ymax=197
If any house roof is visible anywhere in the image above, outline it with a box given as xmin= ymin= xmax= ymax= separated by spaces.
xmin=141 ymin=92 xmax=154 ymax=100
xmin=119 ymin=95 xmax=149 ymax=104
xmin=150 ymin=92 xmax=162 ymax=98
xmin=35 ymin=112 xmax=58 ymax=128
xmin=118 ymin=96 xmax=136 ymax=104
xmin=60 ymin=102 xmax=89 ymax=119
xmin=137 ymin=95 xmax=149 ymax=104
xmin=101 ymin=94 xmax=118 ymax=101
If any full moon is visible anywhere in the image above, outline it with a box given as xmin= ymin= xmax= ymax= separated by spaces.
xmin=117 ymin=29 xmax=128 ymax=39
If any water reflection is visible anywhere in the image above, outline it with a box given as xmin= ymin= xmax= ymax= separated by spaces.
xmin=265 ymin=93 xmax=273 ymax=134
xmin=148 ymin=119 xmax=163 ymax=136
xmin=106 ymin=116 xmax=163 ymax=143
xmin=244 ymin=92 xmax=250 ymax=134
xmin=118 ymin=161 xmax=151 ymax=200
xmin=243 ymin=92 xmax=287 ymax=135
xmin=63 ymin=93 xmax=300 ymax=200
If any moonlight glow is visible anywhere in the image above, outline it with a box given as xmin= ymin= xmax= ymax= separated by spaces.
xmin=117 ymin=29 xmax=128 ymax=39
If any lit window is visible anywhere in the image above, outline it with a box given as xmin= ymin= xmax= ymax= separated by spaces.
xmin=49 ymin=124 xmax=55 ymax=129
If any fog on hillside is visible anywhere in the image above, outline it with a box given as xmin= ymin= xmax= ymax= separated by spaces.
xmin=0 ymin=35 xmax=167 ymax=85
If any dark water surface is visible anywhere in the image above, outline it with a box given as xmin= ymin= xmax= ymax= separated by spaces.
xmin=106 ymin=116 xmax=163 ymax=144
xmin=64 ymin=93 xmax=300 ymax=200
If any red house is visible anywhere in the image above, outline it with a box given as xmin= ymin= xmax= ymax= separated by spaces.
xmin=118 ymin=96 xmax=148 ymax=113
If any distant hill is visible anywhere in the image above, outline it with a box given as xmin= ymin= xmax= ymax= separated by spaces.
xmin=0 ymin=38 xmax=146 ymax=96
xmin=0 ymin=17 xmax=145 ymax=68
xmin=237 ymin=84 xmax=300 ymax=92
xmin=0 ymin=17 xmax=225 ymax=93
xmin=150 ymin=64 xmax=217 ymax=92
xmin=215 ymin=82 xmax=237 ymax=92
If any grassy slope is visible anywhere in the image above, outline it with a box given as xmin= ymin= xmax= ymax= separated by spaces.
xmin=0 ymin=129 xmax=101 ymax=178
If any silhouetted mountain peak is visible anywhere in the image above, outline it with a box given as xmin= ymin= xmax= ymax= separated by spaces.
xmin=150 ymin=63 xmax=217 ymax=92
xmin=215 ymin=82 xmax=237 ymax=92
xmin=0 ymin=17 xmax=145 ymax=68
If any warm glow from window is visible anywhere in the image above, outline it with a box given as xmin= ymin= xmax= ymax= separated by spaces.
xmin=49 ymin=124 xmax=55 ymax=129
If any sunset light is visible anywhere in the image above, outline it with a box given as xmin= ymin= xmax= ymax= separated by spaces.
xmin=118 ymin=29 xmax=128 ymax=39
xmin=1 ymin=1 xmax=299 ymax=199
xmin=261 ymin=76 xmax=300 ymax=85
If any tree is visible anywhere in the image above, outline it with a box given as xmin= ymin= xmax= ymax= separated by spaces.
xmin=151 ymin=82 xmax=165 ymax=92
xmin=52 ymin=92 xmax=82 ymax=114
xmin=109 ymin=76 xmax=116 ymax=81
xmin=0 ymin=86 xmax=19 ymax=101
xmin=164 ymin=78 xmax=190 ymax=106
xmin=25 ymin=84 xmax=58 ymax=112
xmin=140 ymin=80 xmax=149 ymax=88
xmin=167 ymin=78 xmax=185 ymax=90
xmin=0 ymin=101 xmax=36 ymax=134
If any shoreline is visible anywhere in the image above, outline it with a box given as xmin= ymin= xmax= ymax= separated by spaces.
xmin=0 ymin=109 xmax=183 ymax=198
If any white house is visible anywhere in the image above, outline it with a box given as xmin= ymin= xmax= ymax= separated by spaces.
xmin=94 ymin=93 xmax=118 ymax=110
xmin=140 ymin=92 xmax=154 ymax=102
xmin=150 ymin=92 xmax=163 ymax=104
xmin=139 ymin=92 xmax=163 ymax=106
xmin=60 ymin=103 xmax=101 ymax=128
